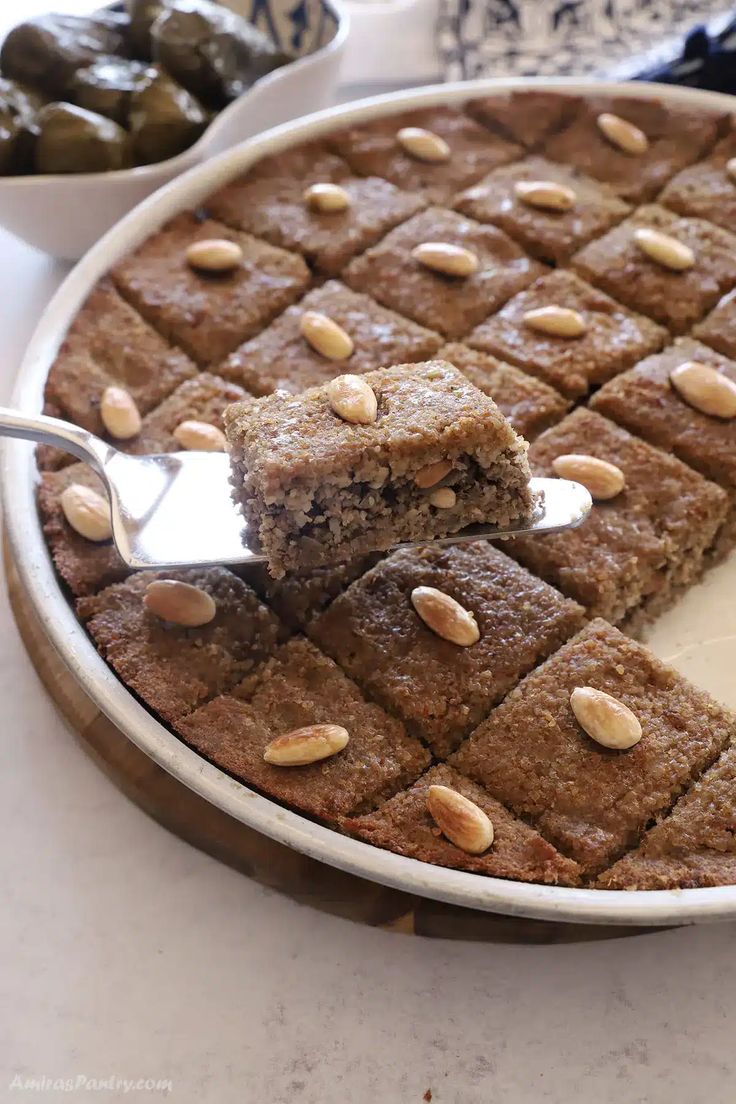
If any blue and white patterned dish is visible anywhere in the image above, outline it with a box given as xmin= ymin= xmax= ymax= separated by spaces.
xmin=437 ymin=0 xmax=733 ymax=81
xmin=239 ymin=0 xmax=340 ymax=57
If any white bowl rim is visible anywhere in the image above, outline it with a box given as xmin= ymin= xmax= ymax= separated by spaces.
xmin=0 ymin=0 xmax=348 ymax=187
xmin=6 ymin=76 xmax=736 ymax=928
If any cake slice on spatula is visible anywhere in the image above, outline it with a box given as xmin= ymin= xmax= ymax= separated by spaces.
xmin=225 ymin=360 xmax=538 ymax=578
xmin=1 ymin=365 xmax=590 ymax=573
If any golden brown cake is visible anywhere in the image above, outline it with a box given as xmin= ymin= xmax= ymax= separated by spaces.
xmin=453 ymin=620 xmax=736 ymax=876
xmin=31 ymin=90 xmax=736 ymax=891
xmin=344 ymin=206 xmax=544 ymax=339
xmin=507 ymin=408 xmax=728 ymax=625
xmin=466 ymin=269 xmax=666 ymax=398
xmin=219 ymin=280 xmax=443 ymax=396
xmin=309 ymin=543 xmax=584 ymax=757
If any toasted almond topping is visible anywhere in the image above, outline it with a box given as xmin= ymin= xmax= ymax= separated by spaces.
xmin=429 ymin=487 xmax=457 ymax=508
xmin=263 ymin=723 xmax=349 ymax=766
xmin=412 ymin=241 xmax=479 ymax=277
xmin=186 ymin=238 xmax=243 ymax=272
xmin=633 ymin=227 xmax=695 ymax=271
xmin=570 ymin=686 xmax=642 ymax=750
xmin=304 ymin=182 xmax=351 ymax=213
xmin=727 ymin=157 xmax=736 ymax=183
xmin=414 ymin=459 xmax=453 ymax=489
xmin=596 ymin=112 xmax=649 ymax=155
xmin=326 ymin=374 xmax=377 ymax=425
xmin=299 ymin=310 xmax=354 ymax=360
xmin=173 ymin=419 xmax=227 ymax=451
xmin=523 ymin=305 xmax=587 ymax=338
xmin=426 ymin=785 xmax=493 ymax=854
xmin=60 ymin=483 xmax=111 ymax=542
xmin=552 ymin=453 xmax=625 ymax=500
xmin=100 ymin=385 xmax=141 ymax=440
xmin=411 ymin=585 xmax=479 ymax=646
xmin=396 ymin=126 xmax=450 ymax=163
xmin=669 ymin=360 xmax=736 ymax=419
xmin=144 ymin=579 xmax=216 ymax=627
xmin=514 ymin=179 xmax=577 ymax=211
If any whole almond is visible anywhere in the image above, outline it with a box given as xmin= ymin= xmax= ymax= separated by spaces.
xmin=411 ymin=585 xmax=479 ymax=646
xmin=596 ymin=112 xmax=649 ymax=155
xmin=412 ymin=241 xmax=479 ymax=277
xmin=300 ymin=310 xmax=354 ymax=360
xmin=514 ymin=179 xmax=576 ymax=211
xmin=303 ymin=182 xmax=351 ymax=213
xmin=414 ymin=459 xmax=453 ymax=489
xmin=633 ymin=227 xmax=695 ymax=271
xmin=173 ymin=419 xmax=227 ymax=451
xmin=186 ymin=238 xmax=243 ymax=272
xmin=144 ymin=579 xmax=216 ymax=627
xmin=60 ymin=483 xmax=111 ymax=542
xmin=552 ymin=453 xmax=625 ymax=500
xmin=427 ymin=785 xmax=494 ymax=854
xmin=570 ymin=686 xmax=642 ymax=750
xmin=726 ymin=156 xmax=736 ymax=183
xmin=669 ymin=360 xmax=736 ymax=419
xmin=100 ymin=385 xmax=141 ymax=440
xmin=326 ymin=374 xmax=377 ymax=425
xmin=263 ymin=723 xmax=349 ymax=766
xmin=429 ymin=487 xmax=456 ymax=508
xmin=523 ymin=305 xmax=587 ymax=338
xmin=396 ymin=126 xmax=450 ymax=163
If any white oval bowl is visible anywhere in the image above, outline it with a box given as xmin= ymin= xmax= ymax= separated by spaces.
xmin=5 ymin=77 xmax=736 ymax=927
xmin=0 ymin=0 xmax=348 ymax=261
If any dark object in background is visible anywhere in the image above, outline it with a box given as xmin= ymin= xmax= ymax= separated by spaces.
xmin=34 ymin=102 xmax=134 ymax=174
xmin=125 ymin=0 xmax=169 ymax=58
xmin=0 ymin=110 xmax=35 ymax=175
xmin=151 ymin=0 xmax=289 ymax=107
xmin=71 ymin=59 xmax=210 ymax=161
xmin=634 ymin=16 xmax=736 ymax=94
xmin=71 ymin=57 xmax=150 ymax=125
xmin=0 ymin=2 xmax=291 ymax=174
xmin=128 ymin=68 xmax=209 ymax=163
xmin=0 ymin=78 xmax=47 ymax=175
xmin=0 ymin=13 xmax=129 ymax=96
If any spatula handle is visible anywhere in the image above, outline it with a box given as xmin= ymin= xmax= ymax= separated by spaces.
xmin=0 ymin=407 xmax=114 ymax=470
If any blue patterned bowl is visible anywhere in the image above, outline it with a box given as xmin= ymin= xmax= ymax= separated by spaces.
xmin=228 ymin=0 xmax=340 ymax=57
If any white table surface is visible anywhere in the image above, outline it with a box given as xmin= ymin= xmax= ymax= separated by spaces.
xmin=3 ymin=5 xmax=736 ymax=1103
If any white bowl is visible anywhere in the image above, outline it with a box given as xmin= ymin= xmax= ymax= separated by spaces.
xmin=4 ymin=78 xmax=736 ymax=927
xmin=0 ymin=0 xmax=348 ymax=261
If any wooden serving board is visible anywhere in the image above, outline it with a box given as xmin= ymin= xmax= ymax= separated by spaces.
xmin=4 ymin=534 xmax=665 ymax=942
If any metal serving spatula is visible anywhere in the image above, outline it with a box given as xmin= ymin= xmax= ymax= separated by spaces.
xmin=1 ymin=407 xmax=592 ymax=570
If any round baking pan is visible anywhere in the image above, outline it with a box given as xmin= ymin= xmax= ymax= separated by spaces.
xmin=5 ymin=78 xmax=736 ymax=926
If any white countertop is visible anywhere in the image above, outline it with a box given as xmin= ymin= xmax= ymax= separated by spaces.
xmin=3 ymin=6 xmax=736 ymax=1103
xmin=4 ymin=197 xmax=736 ymax=1104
